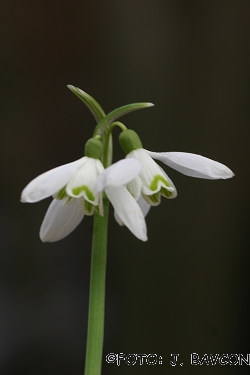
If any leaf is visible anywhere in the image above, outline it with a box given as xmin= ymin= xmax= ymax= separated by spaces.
xmin=67 ymin=85 xmax=106 ymax=122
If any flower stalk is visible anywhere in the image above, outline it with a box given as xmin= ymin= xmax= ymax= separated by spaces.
xmin=84 ymin=198 xmax=109 ymax=375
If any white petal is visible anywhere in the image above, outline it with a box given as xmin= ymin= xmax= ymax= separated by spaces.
xmin=96 ymin=158 xmax=142 ymax=192
xmin=147 ymin=151 xmax=234 ymax=179
xmin=66 ymin=158 xmax=104 ymax=203
xmin=40 ymin=198 xmax=84 ymax=242
xmin=21 ymin=157 xmax=87 ymax=203
xmin=114 ymin=210 xmax=124 ymax=226
xmin=106 ymin=186 xmax=147 ymax=242
xmin=138 ymin=196 xmax=151 ymax=217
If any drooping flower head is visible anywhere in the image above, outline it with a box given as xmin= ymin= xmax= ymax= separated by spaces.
xmin=21 ymin=85 xmax=234 ymax=243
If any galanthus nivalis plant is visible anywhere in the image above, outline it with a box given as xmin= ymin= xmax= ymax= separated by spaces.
xmin=21 ymin=85 xmax=234 ymax=375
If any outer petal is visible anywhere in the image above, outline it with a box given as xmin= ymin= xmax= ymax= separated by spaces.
xmin=40 ymin=198 xmax=84 ymax=242
xmin=147 ymin=151 xmax=234 ymax=179
xmin=114 ymin=195 xmax=151 ymax=225
xmin=106 ymin=186 xmax=147 ymax=242
xmin=114 ymin=210 xmax=124 ymax=226
xmin=21 ymin=157 xmax=87 ymax=203
xmin=96 ymin=158 xmax=142 ymax=192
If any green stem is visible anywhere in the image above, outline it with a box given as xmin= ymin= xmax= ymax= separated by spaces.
xmin=102 ymin=122 xmax=127 ymax=168
xmin=84 ymin=198 xmax=109 ymax=375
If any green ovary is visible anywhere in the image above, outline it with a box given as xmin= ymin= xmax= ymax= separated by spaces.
xmin=72 ymin=185 xmax=95 ymax=201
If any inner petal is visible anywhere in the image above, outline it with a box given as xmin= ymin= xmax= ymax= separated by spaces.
xmin=72 ymin=185 xmax=95 ymax=200
xmin=66 ymin=158 xmax=102 ymax=204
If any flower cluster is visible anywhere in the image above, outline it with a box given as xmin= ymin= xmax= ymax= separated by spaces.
xmin=21 ymin=86 xmax=234 ymax=242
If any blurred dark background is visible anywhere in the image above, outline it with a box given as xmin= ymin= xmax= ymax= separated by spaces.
xmin=1 ymin=0 xmax=249 ymax=374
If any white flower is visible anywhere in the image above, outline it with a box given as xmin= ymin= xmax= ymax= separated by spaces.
xmin=21 ymin=157 xmax=147 ymax=242
xmin=125 ymin=148 xmax=234 ymax=210
xmin=126 ymin=149 xmax=177 ymax=206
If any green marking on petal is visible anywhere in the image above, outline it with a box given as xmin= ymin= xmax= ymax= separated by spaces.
xmin=95 ymin=204 xmax=101 ymax=215
xmin=161 ymin=187 xmax=173 ymax=198
xmin=149 ymin=175 xmax=171 ymax=191
xmin=65 ymin=196 xmax=73 ymax=204
xmin=84 ymin=200 xmax=95 ymax=215
xmin=57 ymin=186 xmax=67 ymax=200
xmin=148 ymin=193 xmax=160 ymax=204
xmin=72 ymin=185 xmax=95 ymax=201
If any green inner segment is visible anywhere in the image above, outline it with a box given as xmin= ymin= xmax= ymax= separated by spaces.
xmin=72 ymin=185 xmax=95 ymax=201
xmin=161 ymin=187 xmax=172 ymax=198
xmin=84 ymin=200 xmax=94 ymax=214
xmin=57 ymin=186 xmax=67 ymax=200
xmin=149 ymin=175 xmax=173 ymax=198
xmin=95 ymin=203 xmax=101 ymax=215
xmin=148 ymin=193 xmax=160 ymax=203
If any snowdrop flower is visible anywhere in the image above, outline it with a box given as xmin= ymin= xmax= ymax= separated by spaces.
xmin=21 ymin=138 xmax=147 ymax=242
xmin=119 ymin=129 xmax=234 ymax=210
